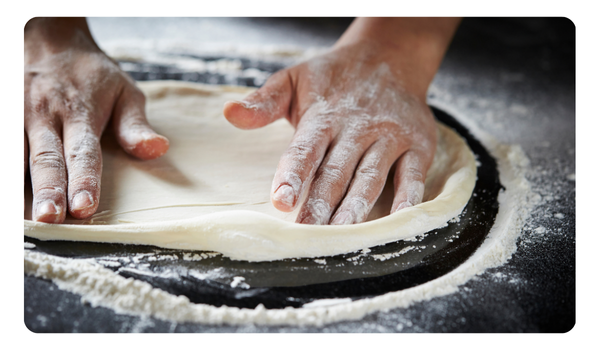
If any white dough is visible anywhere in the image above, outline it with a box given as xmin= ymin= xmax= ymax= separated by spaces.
xmin=24 ymin=81 xmax=476 ymax=262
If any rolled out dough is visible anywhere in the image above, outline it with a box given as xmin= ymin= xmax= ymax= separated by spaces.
xmin=24 ymin=81 xmax=477 ymax=262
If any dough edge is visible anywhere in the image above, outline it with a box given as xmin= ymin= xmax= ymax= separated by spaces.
xmin=23 ymin=81 xmax=477 ymax=262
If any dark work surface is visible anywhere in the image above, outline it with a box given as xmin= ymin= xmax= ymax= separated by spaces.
xmin=24 ymin=17 xmax=575 ymax=333
xmin=24 ymin=107 xmax=500 ymax=311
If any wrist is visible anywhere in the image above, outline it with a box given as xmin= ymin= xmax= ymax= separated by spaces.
xmin=334 ymin=17 xmax=460 ymax=99
xmin=330 ymin=39 xmax=431 ymax=100
xmin=25 ymin=18 xmax=98 ymax=62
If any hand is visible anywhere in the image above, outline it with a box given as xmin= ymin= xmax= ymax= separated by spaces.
xmin=224 ymin=43 xmax=437 ymax=225
xmin=25 ymin=18 xmax=169 ymax=223
xmin=224 ymin=18 xmax=460 ymax=225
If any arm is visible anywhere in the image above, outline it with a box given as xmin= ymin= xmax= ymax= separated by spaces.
xmin=224 ymin=17 xmax=460 ymax=225
xmin=334 ymin=17 xmax=461 ymax=99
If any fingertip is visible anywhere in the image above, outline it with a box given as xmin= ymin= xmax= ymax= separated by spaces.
xmin=69 ymin=190 xmax=98 ymax=219
xmin=330 ymin=211 xmax=354 ymax=225
xmin=271 ymin=184 xmax=296 ymax=212
xmin=128 ymin=133 xmax=170 ymax=160
xmin=391 ymin=201 xmax=413 ymax=213
xmin=223 ymin=100 xmax=264 ymax=130
xmin=33 ymin=200 xmax=64 ymax=224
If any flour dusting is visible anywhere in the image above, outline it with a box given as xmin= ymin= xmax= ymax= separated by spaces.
xmin=24 ymin=120 xmax=536 ymax=326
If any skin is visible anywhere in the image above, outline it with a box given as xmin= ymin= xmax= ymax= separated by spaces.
xmin=224 ymin=17 xmax=461 ymax=225
xmin=24 ymin=17 xmax=460 ymax=226
xmin=25 ymin=18 xmax=169 ymax=224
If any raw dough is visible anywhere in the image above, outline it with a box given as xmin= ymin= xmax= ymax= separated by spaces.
xmin=24 ymin=81 xmax=476 ymax=262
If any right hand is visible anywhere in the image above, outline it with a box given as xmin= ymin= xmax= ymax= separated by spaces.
xmin=25 ymin=18 xmax=169 ymax=224
xmin=224 ymin=41 xmax=438 ymax=225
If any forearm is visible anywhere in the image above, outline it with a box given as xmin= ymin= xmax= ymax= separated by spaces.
xmin=334 ymin=17 xmax=461 ymax=98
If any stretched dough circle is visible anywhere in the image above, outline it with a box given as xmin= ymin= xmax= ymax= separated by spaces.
xmin=24 ymin=81 xmax=476 ymax=262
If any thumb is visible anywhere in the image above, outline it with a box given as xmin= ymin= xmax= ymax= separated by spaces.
xmin=112 ymin=85 xmax=169 ymax=160
xmin=223 ymin=70 xmax=293 ymax=130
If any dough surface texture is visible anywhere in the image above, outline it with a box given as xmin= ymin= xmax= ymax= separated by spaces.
xmin=24 ymin=81 xmax=477 ymax=262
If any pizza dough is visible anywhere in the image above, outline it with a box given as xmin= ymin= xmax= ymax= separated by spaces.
xmin=23 ymin=81 xmax=477 ymax=262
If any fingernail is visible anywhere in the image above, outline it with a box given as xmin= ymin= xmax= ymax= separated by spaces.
xmin=35 ymin=201 xmax=60 ymax=222
xmin=239 ymin=100 xmax=257 ymax=110
xmin=331 ymin=211 xmax=354 ymax=225
xmin=273 ymin=185 xmax=295 ymax=208
xmin=228 ymin=99 xmax=256 ymax=111
xmin=72 ymin=191 xmax=94 ymax=210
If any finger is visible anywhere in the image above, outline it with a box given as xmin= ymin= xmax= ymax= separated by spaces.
xmin=24 ymin=131 xmax=29 ymax=177
xmin=270 ymin=114 xmax=335 ymax=213
xmin=296 ymin=136 xmax=374 ymax=225
xmin=63 ymin=118 xmax=102 ymax=219
xmin=112 ymin=85 xmax=169 ymax=160
xmin=391 ymin=149 xmax=432 ymax=213
xmin=330 ymin=140 xmax=402 ymax=225
xmin=27 ymin=125 xmax=67 ymax=223
xmin=223 ymin=70 xmax=293 ymax=130
xmin=24 ymin=131 xmax=29 ymax=212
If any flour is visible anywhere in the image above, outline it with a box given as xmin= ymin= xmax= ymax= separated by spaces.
xmin=182 ymin=252 xmax=219 ymax=261
xmin=24 ymin=127 xmax=535 ymax=327
xmin=230 ymin=276 xmax=250 ymax=289
xmin=371 ymin=246 xmax=416 ymax=261
xmin=23 ymin=50 xmax=538 ymax=326
xmin=24 ymin=83 xmax=476 ymax=262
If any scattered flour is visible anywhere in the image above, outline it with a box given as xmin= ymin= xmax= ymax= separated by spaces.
xmin=230 ymin=276 xmax=250 ymax=289
xmin=449 ymin=215 xmax=461 ymax=223
xmin=371 ymin=246 xmax=416 ymax=261
xmin=23 ymin=116 xmax=536 ymax=326
xmin=36 ymin=315 xmax=48 ymax=327
xmin=182 ymin=252 xmax=219 ymax=261
xmin=22 ymin=46 xmax=538 ymax=326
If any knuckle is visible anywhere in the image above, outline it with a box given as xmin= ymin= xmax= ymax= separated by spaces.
xmin=35 ymin=186 xmax=65 ymax=195
xmin=405 ymin=167 xmax=424 ymax=182
xmin=67 ymin=137 xmax=100 ymax=163
xmin=318 ymin=163 xmax=346 ymax=183
xmin=31 ymin=150 xmax=65 ymax=170
xmin=70 ymin=174 xmax=101 ymax=189
xmin=356 ymin=165 xmax=383 ymax=183
xmin=67 ymin=146 xmax=99 ymax=163
xmin=30 ymin=97 xmax=50 ymax=116
xmin=66 ymin=113 xmax=93 ymax=127
xmin=286 ymin=140 xmax=317 ymax=159
xmin=63 ymin=100 xmax=95 ymax=122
